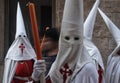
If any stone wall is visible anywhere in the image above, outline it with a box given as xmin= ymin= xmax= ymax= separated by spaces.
xmin=56 ymin=0 xmax=120 ymax=67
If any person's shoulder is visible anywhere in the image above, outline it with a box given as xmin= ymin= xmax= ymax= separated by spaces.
xmin=83 ymin=62 xmax=97 ymax=72
xmin=82 ymin=63 xmax=98 ymax=77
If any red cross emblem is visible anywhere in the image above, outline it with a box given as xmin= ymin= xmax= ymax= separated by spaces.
xmin=19 ymin=43 xmax=25 ymax=54
xmin=98 ymin=65 xmax=103 ymax=83
xmin=60 ymin=63 xmax=73 ymax=83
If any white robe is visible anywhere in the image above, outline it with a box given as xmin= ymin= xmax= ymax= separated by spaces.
xmin=84 ymin=40 xmax=105 ymax=83
xmin=106 ymin=55 xmax=120 ymax=83
xmin=71 ymin=62 xmax=98 ymax=83
xmin=3 ymin=59 xmax=18 ymax=83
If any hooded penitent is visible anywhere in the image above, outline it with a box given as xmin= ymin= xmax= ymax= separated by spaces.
xmin=84 ymin=0 xmax=105 ymax=83
xmin=98 ymin=8 xmax=120 ymax=64
xmin=98 ymin=8 xmax=120 ymax=83
xmin=3 ymin=2 xmax=36 ymax=83
xmin=48 ymin=0 xmax=93 ymax=83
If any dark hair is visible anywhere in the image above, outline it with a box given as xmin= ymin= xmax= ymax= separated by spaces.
xmin=40 ymin=28 xmax=59 ymax=42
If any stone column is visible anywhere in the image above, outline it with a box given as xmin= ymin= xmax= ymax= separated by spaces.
xmin=55 ymin=0 xmax=65 ymax=30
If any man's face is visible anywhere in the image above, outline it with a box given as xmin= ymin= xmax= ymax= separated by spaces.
xmin=41 ymin=37 xmax=55 ymax=52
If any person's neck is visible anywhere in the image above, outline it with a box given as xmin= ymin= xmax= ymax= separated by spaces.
xmin=46 ymin=48 xmax=58 ymax=57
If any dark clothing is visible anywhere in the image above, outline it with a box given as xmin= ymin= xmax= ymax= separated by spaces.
xmin=42 ymin=53 xmax=57 ymax=75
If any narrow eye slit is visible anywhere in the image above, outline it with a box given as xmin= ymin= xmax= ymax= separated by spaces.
xmin=74 ymin=37 xmax=79 ymax=40
xmin=65 ymin=36 xmax=70 ymax=40
xmin=23 ymin=35 xmax=26 ymax=37
xmin=19 ymin=35 xmax=21 ymax=37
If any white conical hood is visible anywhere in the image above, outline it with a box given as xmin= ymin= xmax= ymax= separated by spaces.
xmin=60 ymin=0 xmax=83 ymax=42
xmin=62 ymin=0 xmax=83 ymax=26
xmin=83 ymin=0 xmax=104 ymax=70
xmin=98 ymin=8 xmax=120 ymax=45
xmin=84 ymin=0 xmax=100 ymax=40
xmin=5 ymin=2 xmax=36 ymax=61
xmin=15 ymin=2 xmax=26 ymax=38
xmin=48 ymin=0 xmax=91 ymax=82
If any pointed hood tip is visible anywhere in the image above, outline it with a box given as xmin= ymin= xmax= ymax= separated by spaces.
xmin=98 ymin=8 xmax=120 ymax=45
xmin=15 ymin=2 xmax=27 ymax=38
xmin=62 ymin=0 xmax=83 ymax=28
xmin=84 ymin=0 xmax=100 ymax=40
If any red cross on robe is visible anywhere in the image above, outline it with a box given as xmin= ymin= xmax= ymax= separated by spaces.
xmin=60 ymin=63 xmax=73 ymax=83
xmin=19 ymin=43 xmax=25 ymax=54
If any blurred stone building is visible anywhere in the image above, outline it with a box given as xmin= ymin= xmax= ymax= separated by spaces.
xmin=0 ymin=0 xmax=120 ymax=82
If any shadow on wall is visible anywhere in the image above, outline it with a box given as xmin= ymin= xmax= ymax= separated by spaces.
xmin=0 ymin=64 xmax=4 ymax=83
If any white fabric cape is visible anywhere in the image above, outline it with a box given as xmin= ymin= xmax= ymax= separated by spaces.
xmin=105 ymin=45 xmax=120 ymax=83
xmin=71 ymin=63 xmax=98 ymax=83
xmin=2 ymin=38 xmax=37 ymax=83
xmin=71 ymin=46 xmax=98 ymax=83
xmin=98 ymin=8 xmax=120 ymax=83
xmin=3 ymin=60 xmax=18 ymax=83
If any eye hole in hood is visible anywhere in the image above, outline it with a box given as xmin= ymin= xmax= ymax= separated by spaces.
xmin=18 ymin=35 xmax=27 ymax=38
xmin=74 ymin=37 xmax=79 ymax=40
xmin=65 ymin=36 xmax=70 ymax=40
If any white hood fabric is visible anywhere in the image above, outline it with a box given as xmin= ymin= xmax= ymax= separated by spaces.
xmin=98 ymin=8 xmax=120 ymax=83
xmin=3 ymin=2 xmax=36 ymax=83
xmin=84 ymin=0 xmax=99 ymax=40
xmin=105 ymin=44 xmax=120 ymax=83
xmin=98 ymin=8 xmax=120 ymax=61
xmin=48 ymin=0 xmax=92 ymax=82
xmin=5 ymin=36 xmax=36 ymax=61
xmin=84 ymin=0 xmax=104 ymax=72
xmin=6 ymin=2 xmax=36 ymax=61
xmin=71 ymin=0 xmax=102 ymax=83
xmin=98 ymin=8 xmax=120 ymax=45
xmin=15 ymin=2 xmax=26 ymax=39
